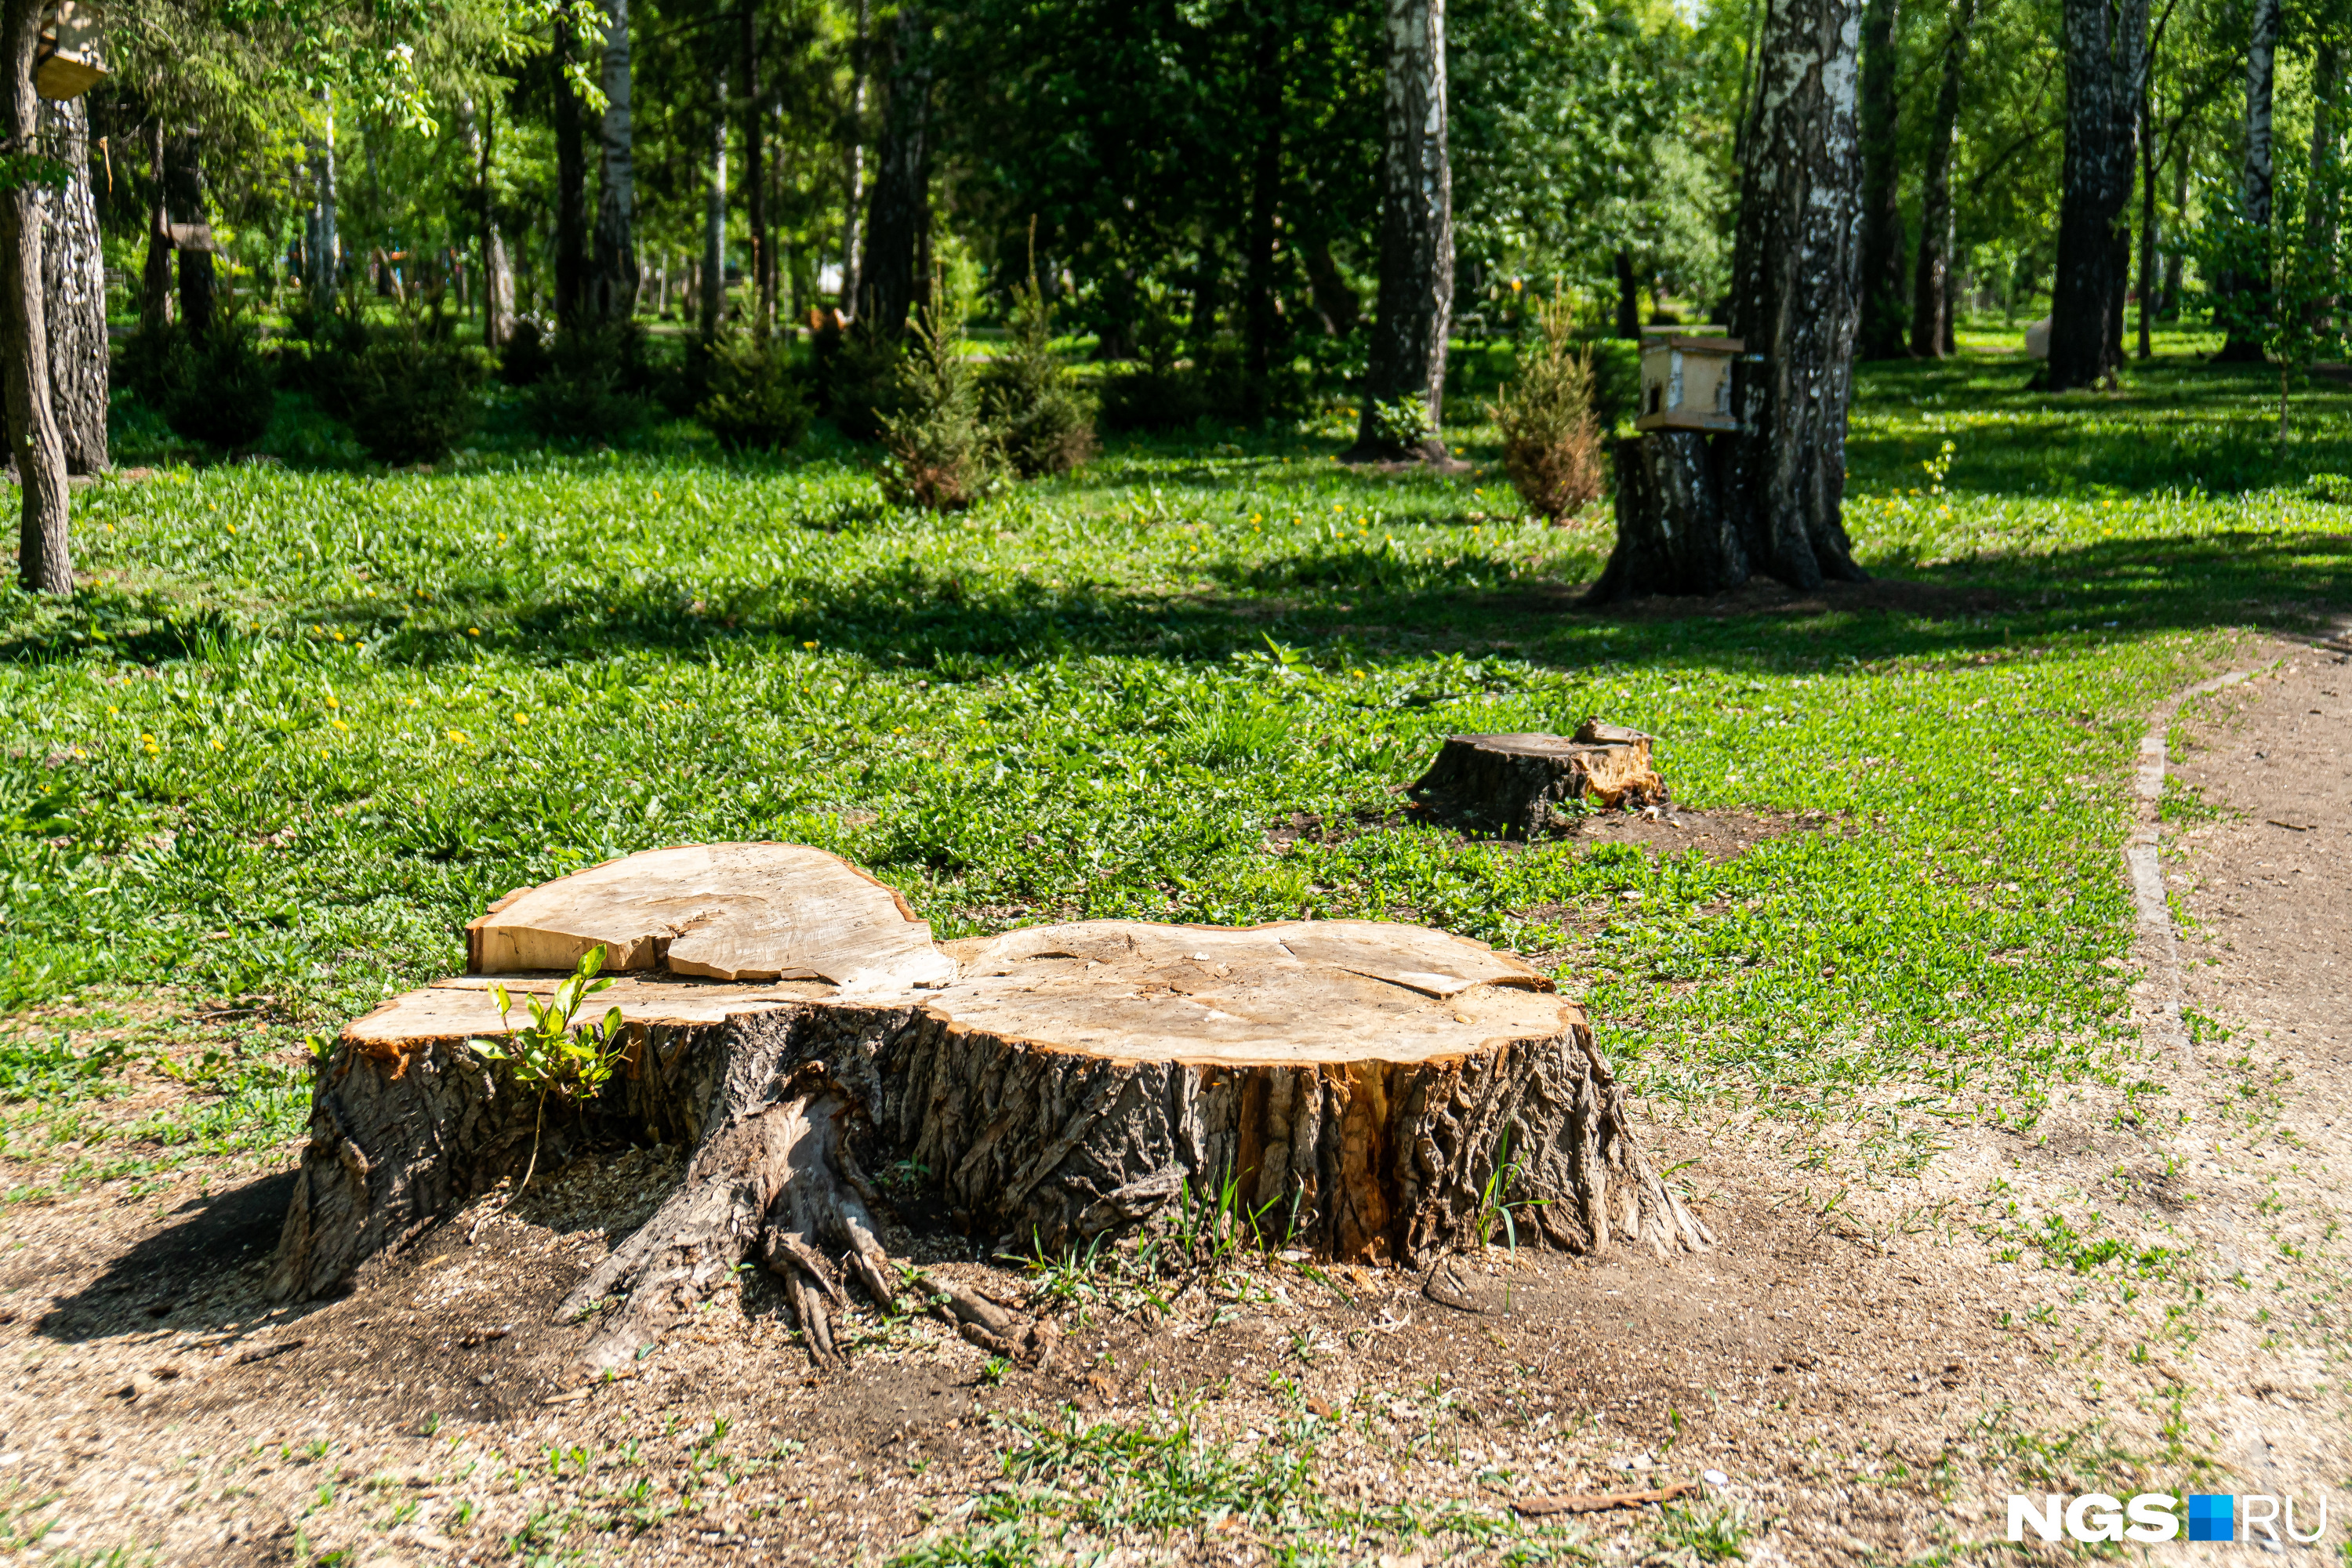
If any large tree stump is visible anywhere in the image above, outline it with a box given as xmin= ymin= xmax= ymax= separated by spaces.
xmin=268 ymin=845 xmax=1706 ymax=1369
xmin=1410 ymin=722 xmax=1669 ymax=837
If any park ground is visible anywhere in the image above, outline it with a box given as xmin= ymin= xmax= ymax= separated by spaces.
xmin=0 ymin=325 xmax=2349 ymax=1565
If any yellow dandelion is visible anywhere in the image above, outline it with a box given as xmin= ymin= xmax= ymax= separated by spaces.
xmin=329 ymin=719 xmax=350 ymax=732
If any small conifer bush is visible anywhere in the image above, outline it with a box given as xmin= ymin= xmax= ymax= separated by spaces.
xmin=981 ymin=278 xmax=1095 ymax=476
xmin=1492 ymin=287 xmax=1604 ymax=524
xmin=698 ymin=334 xmax=813 ymax=452
xmin=878 ymin=275 xmax=1002 ymax=510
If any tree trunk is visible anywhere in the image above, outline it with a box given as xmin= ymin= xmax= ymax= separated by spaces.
xmin=701 ymin=66 xmax=727 ymax=340
xmin=463 ymin=96 xmax=514 ymax=348
xmin=1589 ymin=432 xmax=1750 ymax=603
xmin=2045 ymin=0 xmax=2144 ymax=388
xmin=304 ymin=90 xmax=339 ymax=300
xmin=1303 ymin=236 xmax=1359 ymax=335
xmin=140 ymin=119 xmax=171 ymax=331
xmin=1718 ymin=0 xmax=1868 ymax=589
xmin=2213 ymin=0 xmax=2278 ymax=361
xmin=2309 ymin=39 xmax=2339 ymax=318
xmin=3 ymin=0 xmax=71 ymax=594
xmin=1910 ymin=0 xmax=1976 ymax=358
xmin=855 ymin=1 xmax=933 ymax=337
xmin=1245 ymin=8 xmax=1283 ymax=380
xmin=1613 ymin=249 xmax=1639 ymax=338
xmin=740 ymin=2 xmax=771 ymax=336
xmin=590 ymin=0 xmax=637 ymax=323
xmin=554 ymin=17 xmax=587 ymax=327
xmin=2136 ymin=78 xmax=2155 ymax=358
xmin=39 ymin=94 xmax=107 ymax=474
xmin=838 ymin=0 xmax=871 ymax=313
xmin=2161 ymin=137 xmax=2187 ymax=314
xmin=1350 ymin=0 xmax=1452 ymax=461
xmin=1410 ymin=724 xmax=1670 ymax=837
xmin=266 ymin=844 xmax=1706 ymax=1372
xmin=1854 ymin=0 xmax=1908 ymax=358
xmin=164 ymin=132 xmax=212 ymax=339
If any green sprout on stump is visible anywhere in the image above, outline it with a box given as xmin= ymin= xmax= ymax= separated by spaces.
xmin=466 ymin=946 xmax=631 ymax=1204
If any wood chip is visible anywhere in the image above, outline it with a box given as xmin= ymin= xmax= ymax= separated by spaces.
xmin=1512 ymin=1481 xmax=1696 ymax=1516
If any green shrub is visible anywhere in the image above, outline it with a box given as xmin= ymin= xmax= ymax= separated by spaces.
xmin=521 ymin=325 xmax=652 ymax=445
xmin=1491 ymin=288 xmax=1602 ymax=523
xmin=154 ymin=324 xmax=278 ymax=452
xmin=499 ymin=318 xmax=554 ymax=387
xmin=879 ymin=276 xmax=1002 ymax=510
xmin=698 ymin=334 xmax=813 ymax=452
xmin=343 ymin=335 xmax=485 ymax=465
xmin=981 ymin=280 xmax=1095 ymax=476
xmin=827 ymin=317 xmax=903 ymax=441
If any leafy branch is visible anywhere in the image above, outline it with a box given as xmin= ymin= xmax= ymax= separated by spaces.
xmin=466 ymin=946 xmax=630 ymax=1206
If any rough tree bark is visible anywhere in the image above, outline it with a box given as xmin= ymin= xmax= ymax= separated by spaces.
xmin=740 ymin=2 xmax=771 ymax=336
xmin=304 ymin=89 xmax=338 ymax=299
xmin=267 ymin=844 xmax=1705 ymax=1371
xmin=1854 ymin=0 xmax=1908 ymax=358
xmin=2045 ymin=0 xmax=2145 ymax=388
xmin=554 ymin=16 xmax=587 ymax=327
xmin=589 ymin=0 xmax=637 ymax=323
xmin=1590 ymin=432 xmax=1750 ymax=601
xmin=700 ymin=65 xmax=727 ymax=340
xmin=837 ymin=0 xmax=871 ymax=314
xmin=1245 ymin=5 xmax=1283 ymax=381
xmin=164 ymin=132 xmax=212 ymax=338
xmin=2214 ymin=0 xmax=2280 ymax=361
xmin=855 ymin=1 xmax=932 ymax=336
xmin=1411 ymin=724 xmax=1670 ymax=837
xmin=3 ymin=0 xmax=70 ymax=593
xmin=1349 ymin=0 xmax=1452 ymax=461
xmin=39 ymin=93 xmax=106 ymax=474
xmin=1911 ymin=0 xmax=1976 ymax=358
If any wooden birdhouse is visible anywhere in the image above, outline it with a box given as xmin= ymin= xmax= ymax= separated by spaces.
xmin=1634 ymin=332 xmax=1741 ymax=433
xmin=36 ymin=2 xmax=108 ymax=101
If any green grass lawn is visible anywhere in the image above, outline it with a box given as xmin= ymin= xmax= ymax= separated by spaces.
xmin=3 ymin=331 xmax=2348 ymax=1196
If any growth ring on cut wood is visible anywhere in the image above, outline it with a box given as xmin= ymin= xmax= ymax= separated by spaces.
xmin=465 ymin=841 xmax=955 ymax=994
xmin=1410 ymin=722 xmax=1668 ymax=837
xmin=271 ymin=845 xmax=1706 ymax=1370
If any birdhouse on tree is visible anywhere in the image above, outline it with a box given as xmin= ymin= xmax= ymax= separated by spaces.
xmin=1634 ymin=333 xmax=1741 ymax=433
xmin=35 ymin=2 xmax=108 ymax=100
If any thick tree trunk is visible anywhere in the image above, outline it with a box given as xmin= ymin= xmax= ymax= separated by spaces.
xmin=1613 ymin=249 xmax=1639 ymax=338
xmin=554 ymin=18 xmax=587 ymax=327
xmin=39 ymin=94 xmax=107 ymax=474
xmin=1589 ymin=432 xmax=1751 ymax=603
xmin=2213 ymin=0 xmax=2280 ymax=361
xmin=267 ymin=845 xmax=1705 ymax=1371
xmin=701 ymin=67 xmax=727 ymax=340
xmin=740 ymin=2 xmax=771 ymax=336
xmin=1245 ymin=9 xmax=1283 ymax=380
xmin=1350 ymin=0 xmax=1452 ymax=460
xmin=838 ymin=0 xmax=871 ymax=313
xmin=1855 ymin=0 xmax=1908 ymax=358
xmin=590 ymin=0 xmax=637 ymax=323
xmin=139 ymin=119 xmax=171 ymax=331
xmin=855 ymin=2 xmax=933 ymax=337
xmin=2046 ymin=0 xmax=2144 ymax=388
xmin=3 ymin=0 xmax=70 ymax=593
xmin=164 ymin=133 xmax=212 ymax=339
xmin=1411 ymin=724 xmax=1671 ymax=837
xmin=1719 ymin=0 xmax=1868 ymax=588
xmin=1910 ymin=0 xmax=1975 ymax=358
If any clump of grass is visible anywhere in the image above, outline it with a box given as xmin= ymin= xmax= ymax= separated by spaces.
xmin=1492 ymin=285 xmax=1603 ymax=524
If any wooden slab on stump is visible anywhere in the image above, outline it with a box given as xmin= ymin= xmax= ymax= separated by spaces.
xmin=270 ymin=844 xmax=1705 ymax=1371
xmin=1411 ymin=721 xmax=1669 ymax=837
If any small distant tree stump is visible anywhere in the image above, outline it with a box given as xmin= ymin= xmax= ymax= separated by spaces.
xmin=1410 ymin=722 xmax=1670 ymax=837
xmin=267 ymin=845 xmax=1706 ymax=1370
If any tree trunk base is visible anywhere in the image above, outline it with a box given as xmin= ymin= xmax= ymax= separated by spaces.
xmin=1410 ymin=724 xmax=1668 ymax=837
xmin=267 ymin=847 xmax=1708 ymax=1370
xmin=1588 ymin=432 xmax=1748 ymax=602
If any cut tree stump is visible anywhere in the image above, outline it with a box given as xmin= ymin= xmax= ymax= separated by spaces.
xmin=1410 ymin=722 xmax=1669 ymax=837
xmin=268 ymin=844 xmax=1706 ymax=1370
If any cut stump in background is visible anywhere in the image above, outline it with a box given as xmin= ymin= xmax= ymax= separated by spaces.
xmin=1410 ymin=722 xmax=1669 ymax=837
xmin=269 ymin=844 xmax=1706 ymax=1370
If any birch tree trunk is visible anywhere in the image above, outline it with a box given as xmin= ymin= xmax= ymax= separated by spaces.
xmin=701 ymin=67 xmax=727 ymax=340
xmin=855 ymin=1 xmax=933 ymax=337
xmin=1910 ymin=0 xmax=1975 ymax=358
xmin=39 ymin=94 xmax=107 ymax=474
xmin=3 ymin=0 xmax=71 ymax=594
xmin=1348 ymin=0 xmax=1452 ymax=462
xmin=1855 ymin=0 xmax=1908 ymax=358
xmin=304 ymin=92 xmax=339 ymax=299
xmin=2045 ymin=0 xmax=2145 ymax=389
xmin=741 ymin=2 xmax=771 ymax=337
xmin=2214 ymin=0 xmax=2278 ymax=361
xmin=2137 ymin=81 xmax=2155 ymax=358
xmin=837 ymin=0 xmax=871 ymax=314
xmin=554 ymin=17 xmax=588 ymax=326
xmin=1719 ymin=0 xmax=1867 ymax=588
xmin=590 ymin=0 xmax=637 ymax=322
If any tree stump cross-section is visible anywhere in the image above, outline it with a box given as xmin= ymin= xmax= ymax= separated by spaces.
xmin=267 ymin=844 xmax=1706 ymax=1370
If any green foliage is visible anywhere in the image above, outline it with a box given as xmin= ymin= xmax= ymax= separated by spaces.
xmin=826 ymin=318 xmax=904 ymax=442
xmin=1491 ymin=289 xmax=1603 ymax=523
xmin=2198 ymin=146 xmax=2352 ymax=436
xmin=156 ymin=323 xmax=278 ymax=453
xmin=521 ymin=327 xmax=653 ymax=446
xmin=980 ymin=281 xmax=1096 ymax=477
xmin=878 ymin=278 xmax=1003 ymax=510
xmin=466 ymin=947 xmax=630 ymax=1102
xmin=697 ymin=336 xmax=814 ymax=453
xmin=341 ymin=333 xmax=486 ymax=466
xmin=1367 ymin=394 xmax=1435 ymax=454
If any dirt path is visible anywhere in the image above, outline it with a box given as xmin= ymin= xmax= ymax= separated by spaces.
xmin=0 ymin=646 xmax=2347 ymax=1566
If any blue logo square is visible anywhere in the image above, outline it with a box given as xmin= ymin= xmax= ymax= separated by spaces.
xmin=2187 ymin=1494 xmax=2234 ymax=1542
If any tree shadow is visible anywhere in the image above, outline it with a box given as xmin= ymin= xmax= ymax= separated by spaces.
xmin=35 ymin=1168 xmax=298 ymax=1345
